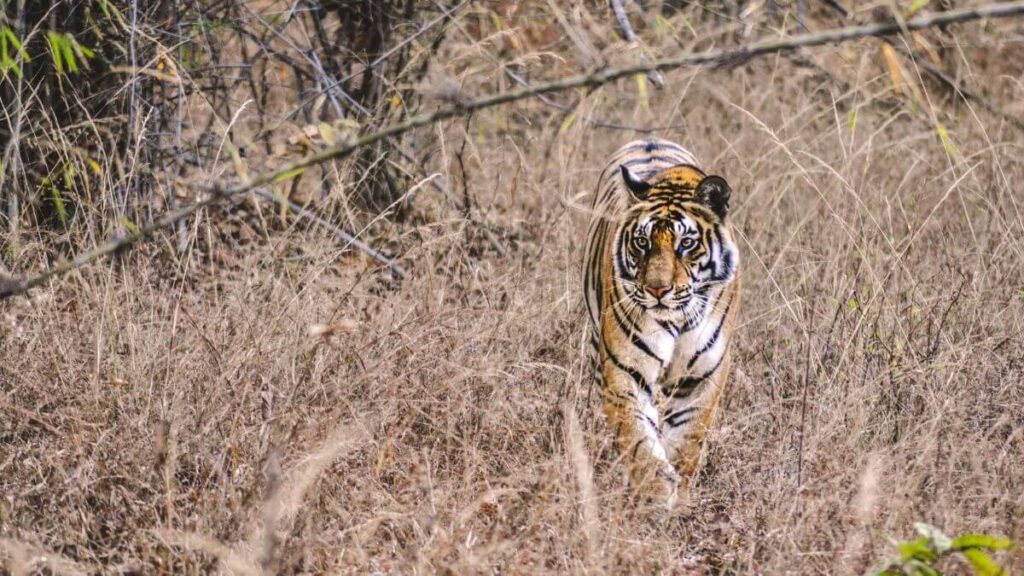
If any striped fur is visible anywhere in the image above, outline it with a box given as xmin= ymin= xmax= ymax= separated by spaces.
xmin=582 ymin=137 xmax=740 ymax=508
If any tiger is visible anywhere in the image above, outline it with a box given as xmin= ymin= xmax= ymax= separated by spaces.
xmin=581 ymin=137 xmax=740 ymax=509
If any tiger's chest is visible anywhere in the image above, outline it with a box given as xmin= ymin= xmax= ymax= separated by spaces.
xmin=663 ymin=284 xmax=737 ymax=382
xmin=669 ymin=315 xmax=729 ymax=375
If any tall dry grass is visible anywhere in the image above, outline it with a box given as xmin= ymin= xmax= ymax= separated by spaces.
xmin=2 ymin=1 xmax=1023 ymax=574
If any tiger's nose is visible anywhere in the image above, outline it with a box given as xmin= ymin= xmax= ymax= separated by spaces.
xmin=645 ymin=284 xmax=671 ymax=299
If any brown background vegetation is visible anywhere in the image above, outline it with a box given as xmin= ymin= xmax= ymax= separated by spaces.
xmin=2 ymin=0 xmax=1023 ymax=573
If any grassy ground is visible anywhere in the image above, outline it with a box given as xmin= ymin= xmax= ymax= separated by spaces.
xmin=2 ymin=3 xmax=1024 ymax=574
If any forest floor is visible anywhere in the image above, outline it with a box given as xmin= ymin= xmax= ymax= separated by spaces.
xmin=3 ymin=3 xmax=1024 ymax=574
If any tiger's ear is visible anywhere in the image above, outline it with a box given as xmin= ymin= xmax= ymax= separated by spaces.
xmin=620 ymin=165 xmax=651 ymax=201
xmin=697 ymin=175 xmax=731 ymax=219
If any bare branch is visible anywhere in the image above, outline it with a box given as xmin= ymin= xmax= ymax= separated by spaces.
xmin=609 ymin=0 xmax=666 ymax=88
xmin=251 ymin=189 xmax=406 ymax=279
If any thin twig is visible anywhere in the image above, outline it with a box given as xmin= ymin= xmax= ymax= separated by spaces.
xmin=392 ymin=147 xmax=507 ymax=256
xmin=609 ymin=0 xmax=666 ymax=88
xmin=3 ymin=2 xmax=1024 ymax=300
xmin=503 ymin=68 xmax=684 ymax=133
xmin=288 ymin=0 xmax=470 ymax=119
xmin=817 ymin=0 xmax=849 ymax=18
xmin=252 ymin=189 xmax=406 ymax=279
xmin=894 ymin=43 xmax=1024 ymax=133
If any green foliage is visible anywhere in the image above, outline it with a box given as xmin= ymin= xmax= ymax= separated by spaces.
xmin=873 ymin=523 xmax=1013 ymax=576
xmin=46 ymin=31 xmax=95 ymax=78
xmin=0 ymin=24 xmax=29 ymax=78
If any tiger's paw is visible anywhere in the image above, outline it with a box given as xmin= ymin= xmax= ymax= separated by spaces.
xmin=632 ymin=463 xmax=681 ymax=510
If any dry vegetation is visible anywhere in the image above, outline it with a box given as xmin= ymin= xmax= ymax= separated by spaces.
xmin=2 ymin=1 xmax=1024 ymax=574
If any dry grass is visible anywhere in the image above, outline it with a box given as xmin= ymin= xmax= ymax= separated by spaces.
xmin=3 ymin=2 xmax=1024 ymax=574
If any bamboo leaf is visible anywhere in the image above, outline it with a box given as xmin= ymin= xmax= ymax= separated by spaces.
xmin=3 ymin=26 xmax=30 ymax=60
xmin=120 ymin=217 xmax=141 ymax=237
xmin=47 ymin=32 xmax=65 ymax=77
xmin=47 ymin=184 xmax=67 ymax=225
xmin=60 ymin=36 xmax=79 ymax=73
xmin=634 ymin=72 xmax=649 ymax=111
xmin=272 ymin=167 xmax=305 ymax=184
xmin=935 ymin=122 xmax=959 ymax=158
xmin=559 ymin=108 xmax=578 ymax=134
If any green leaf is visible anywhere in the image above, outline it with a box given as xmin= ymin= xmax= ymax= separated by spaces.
xmin=120 ymin=217 xmax=141 ymax=237
xmin=47 ymin=32 xmax=65 ymax=77
xmin=62 ymin=164 xmax=76 ymax=189
xmin=3 ymin=26 xmax=30 ymax=60
xmin=73 ymin=39 xmax=95 ymax=61
xmin=559 ymin=108 xmax=578 ymax=134
xmin=847 ymin=108 xmax=857 ymax=132
xmin=951 ymin=534 xmax=1013 ymax=552
xmin=634 ymin=72 xmax=649 ymax=111
xmin=899 ymin=537 xmax=937 ymax=562
xmin=961 ymin=549 xmax=1003 ymax=576
xmin=48 ymin=184 xmax=67 ymax=225
xmin=60 ymin=35 xmax=79 ymax=73
xmin=935 ymin=122 xmax=958 ymax=158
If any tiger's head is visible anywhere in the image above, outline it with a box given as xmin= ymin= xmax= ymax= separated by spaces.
xmin=613 ymin=163 xmax=738 ymax=323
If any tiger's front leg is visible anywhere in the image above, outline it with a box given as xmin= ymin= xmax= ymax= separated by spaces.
xmin=601 ymin=359 xmax=680 ymax=508
xmin=659 ymin=353 xmax=731 ymax=508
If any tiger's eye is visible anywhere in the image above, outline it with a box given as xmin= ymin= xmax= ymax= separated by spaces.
xmin=633 ymin=235 xmax=649 ymax=251
xmin=677 ymin=237 xmax=696 ymax=253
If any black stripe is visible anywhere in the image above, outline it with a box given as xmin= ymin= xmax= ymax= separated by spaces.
xmin=678 ymin=297 xmax=709 ymax=332
xmin=584 ymin=223 xmax=607 ymax=322
xmin=642 ymin=413 xmax=658 ymax=431
xmin=611 ymin=141 xmax=680 ymax=161
xmin=664 ymin=407 xmax=699 ymax=428
xmin=686 ymin=291 xmax=734 ymax=369
xmin=606 ymin=350 xmax=651 ymax=396
xmin=614 ymin=233 xmax=634 ymax=280
xmin=657 ymin=319 xmax=679 ymax=338
xmin=609 ymin=292 xmax=642 ymax=338
xmin=640 ymin=139 xmax=694 ymax=157
xmin=599 ymin=178 xmax=620 ymax=203
xmin=631 ymin=438 xmax=647 ymax=459
xmin=697 ymin=228 xmax=717 ymax=275
xmin=622 ymin=155 xmax=688 ymax=169
xmin=611 ymin=305 xmax=664 ymax=366
xmin=717 ymin=245 xmax=735 ymax=282
xmin=663 ymin=353 xmax=725 ymax=398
